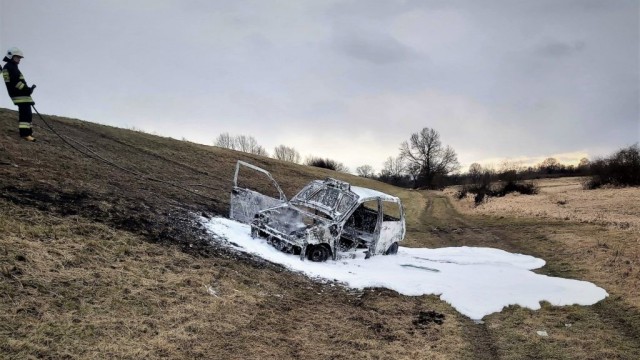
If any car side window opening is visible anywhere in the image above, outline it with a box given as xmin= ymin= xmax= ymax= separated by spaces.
xmin=341 ymin=199 xmax=380 ymax=247
xmin=357 ymin=200 xmax=380 ymax=233
xmin=381 ymin=201 xmax=401 ymax=222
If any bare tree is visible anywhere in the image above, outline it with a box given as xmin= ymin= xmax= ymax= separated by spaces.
xmin=380 ymin=156 xmax=404 ymax=178
xmin=213 ymin=132 xmax=236 ymax=150
xmin=273 ymin=145 xmax=301 ymax=164
xmin=235 ymin=135 xmax=255 ymax=152
xmin=356 ymin=164 xmax=374 ymax=178
xmin=499 ymin=159 xmax=525 ymax=181
xmin=378 ymin=156 xmax=406 ymax=186
xmin=499 ymin=159 xmax=524 ymax=174
xmin=539 ymin=157 xmax=560 ymax=174
xmin=399 ymin=127 xmax=460 ymax=188
xmin=468 ymin=163 xmax=482 ymax=183
xmin=336 ymin=163 xmax=350 ymax=174
xmin=214 ymin=133 xmax=268 ymax=156
xmin=578 ymin=157 xmax=591 ymax=173
xmin=255 ymin=147 xmax=269 ymax=156
xmin=236 ymin=135 xmax=269 ymax=156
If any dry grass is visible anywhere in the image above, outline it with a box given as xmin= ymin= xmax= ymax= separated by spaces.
xmin=485 ymin=302 xmax=640 ymax=360
xmin=440 ymin=178 xmax=640 ymax=359
xmin=395 ymin=190 xmax=640 ymax=359
xmin=2 ymin=107 xmax=640 ymax=359
xmin=0 ymin=199 xmax=473 ymax=360
xmin=445 ymin=177 xmax=640 ymax=231
xmin=444 ymin=177 xmax=640 ymax=307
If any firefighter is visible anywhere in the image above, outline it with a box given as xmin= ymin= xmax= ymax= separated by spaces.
xmin=2 ymin=47 xmax=36 ymax=141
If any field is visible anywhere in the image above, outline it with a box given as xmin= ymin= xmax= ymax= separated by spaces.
xmin=445 ymin=177 xmax=640 ymax=231
xmin=1 ymin=107 xmax=639 ymax=359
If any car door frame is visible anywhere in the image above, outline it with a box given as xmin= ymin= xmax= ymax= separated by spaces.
xmin=375 ymin=199 xmax=405 ymax=255
xmin=229 ymin=161 xmax=287 ymax=224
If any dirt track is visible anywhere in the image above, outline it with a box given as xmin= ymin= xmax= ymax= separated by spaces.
xmin=417 ymin=191 xmax=640 ymax=359
xmin=1 ymin=107 xmax=639 ymax=359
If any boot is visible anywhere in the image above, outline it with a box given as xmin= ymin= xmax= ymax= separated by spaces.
xmin=22 ymin=135 xmax=36 ymax=142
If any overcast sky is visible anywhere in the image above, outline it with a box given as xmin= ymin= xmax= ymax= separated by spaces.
xmin=1 ymin=0 xmax=638 ymax=172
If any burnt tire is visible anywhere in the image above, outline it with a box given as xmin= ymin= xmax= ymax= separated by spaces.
xmin=385 ymin=242 xmax=399 ymax=255
xmin=307 ymin=244 xmax=330 ymax=262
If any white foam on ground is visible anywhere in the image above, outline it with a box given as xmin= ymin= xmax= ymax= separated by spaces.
xmin=202 ymin=217 xmax=608 ymax=319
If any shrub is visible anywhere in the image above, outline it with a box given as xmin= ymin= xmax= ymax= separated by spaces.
xmin=306 ymin=157 xmax=337 ymax=170
xmin=459 ymin=183 xmax=493 ymax=205
xmin=474 ymin=192 xmax=486 ymax=204
xmin=583 ymin=176 xmax=605 ymax=190
xmin=456 ymin=188 xmax=468 ymax=200
xmin=496 ymin=181 xmax=539 ymax=196
xmin=584 ymin=144 xmax=640 ymax=189
xmin=457 ymin=180 xmax=538 ymax=205
xmin=305 ymin=156 xmax=349 ymax=172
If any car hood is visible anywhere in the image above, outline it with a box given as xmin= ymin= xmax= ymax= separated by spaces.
xmin=258 ymin=204 xmax=330 ymax=236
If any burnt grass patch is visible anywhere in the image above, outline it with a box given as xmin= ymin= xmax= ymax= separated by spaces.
xmin=0 ymin=184 xmax=219 ymax=258
xmin=0 ymin=183 xmax=289 ymax=272
xmin=0 ymin=185 xmax=92 ymax=215
xmin=413 ymin=310 xmax=446 ymax=327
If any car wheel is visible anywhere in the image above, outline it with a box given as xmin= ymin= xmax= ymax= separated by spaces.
xmin=272 ymin=238 xmax=285 ymax=251
xmin=385 ymin=242 xmax=399 ymax=255
xmin=307 ymin=244 xmax=330 ymax=262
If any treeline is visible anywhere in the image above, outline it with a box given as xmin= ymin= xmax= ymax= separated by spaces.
xmin=447 ymin=143 xmax=639 ymax=190
xmin=212 ymin=132 xmax=349 ymax=173
xmin=370 ymin=144 xmax=639 ymax=190
xmin=213 ymin=131 xmax=639 ymax=191
xmin=584 ymin=144 xmax=640 ymax=189
xmin=355 ymin=130 xmax=638 ymax=190
xmin=213 ymin=127 xmax=460 ymax=188
xmin=448 ymin=143 xmax=640 ymax=205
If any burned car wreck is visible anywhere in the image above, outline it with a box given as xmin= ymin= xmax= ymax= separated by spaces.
xmin=230 ymin=161 xmax=405 ymax=262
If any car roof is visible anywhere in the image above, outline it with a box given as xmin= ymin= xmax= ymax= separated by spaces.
xmin=350 ymin=185 xmax=400 ymax=202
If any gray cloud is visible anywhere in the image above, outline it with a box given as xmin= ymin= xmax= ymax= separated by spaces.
xmin=535 ymin=40 xmax=586 ymax=57
xmin=1 ymin=0 xmax=637 ymax=173
xmin=332 ymin=28 xmax=419 ymax=64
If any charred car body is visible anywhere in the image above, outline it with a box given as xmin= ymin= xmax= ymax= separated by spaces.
xmin=230 ymin=161 xmax=405 ymax=262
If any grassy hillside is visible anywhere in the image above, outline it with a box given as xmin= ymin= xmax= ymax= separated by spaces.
xmin=0 ymin=107 xmax=414 ymax=253
xmin=0 ymin=108 xmax=463 ymax=359
xmin=1 ymin=107 xmax=639 ymax=359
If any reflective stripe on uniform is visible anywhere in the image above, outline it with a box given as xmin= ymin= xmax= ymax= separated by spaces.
xmin=16 ymin=81 xmax=25 ymax=90
xmin=2 ymin=69 xmax=8 ymax=83
xmin=11 ymin=96 xmax=33 ymax=104
xmin=19 ymin=74 xmax=25 ymax=80
xmin=18 ymin=122 xmax=31 ymax=129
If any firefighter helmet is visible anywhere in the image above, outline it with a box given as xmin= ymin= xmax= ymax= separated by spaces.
xmin=7 ymin=47 xmax=24 ymax=58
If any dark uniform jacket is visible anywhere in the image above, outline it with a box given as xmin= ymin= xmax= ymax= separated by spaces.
xmin=2 ymin=57 xmax=34 ymax=105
